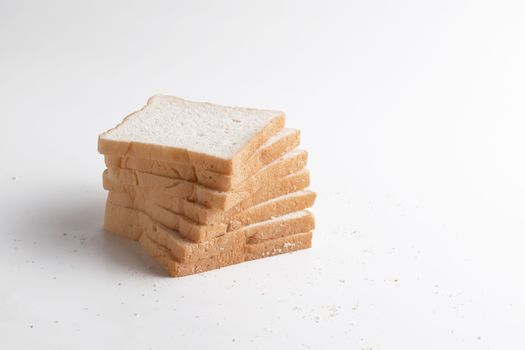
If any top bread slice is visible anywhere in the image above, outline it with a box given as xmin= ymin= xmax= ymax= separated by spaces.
xmin=98 ymin=95 xmax=285 ymax=174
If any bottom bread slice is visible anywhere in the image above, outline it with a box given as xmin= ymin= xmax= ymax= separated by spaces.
xmin=104 ymin=201 xmax=315 ymax=263
xmin=139 ymin=231 xmax=313 ymax=277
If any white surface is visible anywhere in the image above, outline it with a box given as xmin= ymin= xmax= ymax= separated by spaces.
xmin=1 ymin=1 xmax=525 ymax=348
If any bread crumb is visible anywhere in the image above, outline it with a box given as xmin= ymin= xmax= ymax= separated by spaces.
xmin=328 ymin=305 xmax=341 ymax=317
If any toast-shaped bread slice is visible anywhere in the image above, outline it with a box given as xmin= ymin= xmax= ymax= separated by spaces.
xmin=104 ymin=128 xmax=300 ymax=191
xmin=104 ymin=201 xmax=315 ymax=262
xmin=99 ymin=95 xmax=285 ymax=174
xmin=104 ymin=149 xmax=308 ymax=209
xmin=107 ymin=189 xmax=316 ymax=242
xmin=145 ymin=211 xmax=314 ymax=263
xmin=139 ymin=231 xmax=312 ymax=277
xmin=106 ymin=168 xmax=310 ymax=225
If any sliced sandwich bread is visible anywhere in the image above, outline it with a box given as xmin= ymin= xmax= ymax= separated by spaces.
xmin=104 ymin=201 xmax=315 ymax=263
xmin=107 ymin=168 xmax=311 ymax=225
xmin=104 ymin=149 xmax=308 ymax=209
xmin=139 ymin=231 xmax=312 ymax=277
xmin=107 ymin=189 xmax=316 ymax=242
xmin=104 ymin=128 xmax=300 ymax=191
xmin=99 ymin=95 xmax=285 ymax=174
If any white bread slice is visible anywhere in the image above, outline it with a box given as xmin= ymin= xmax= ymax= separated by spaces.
xmin=104 ymin=149 xmax=308 ymax=209
xmin=145 ymin=210 xmax=314 ymax=263
xmin=106 ymin=168 xmax=310 ymax=225
xmin=107 ymin=189 xmax=316 ymax=242
xmin=98 ymin=95 xmax=285 ymax=174
xmin=139 ymin=231 xmax=312 ymax=277
xmin=104 ymin=201 xmax=315 ymax=263
xmin=104 ymin=128 xmax=300 ymax=191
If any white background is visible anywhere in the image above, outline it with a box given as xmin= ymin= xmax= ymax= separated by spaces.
xmin=1 ymin=0 xmax=525 ymax=348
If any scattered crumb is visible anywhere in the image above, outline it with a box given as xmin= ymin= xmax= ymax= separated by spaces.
xmin=327 ymin=305 xmax=341 ymax=318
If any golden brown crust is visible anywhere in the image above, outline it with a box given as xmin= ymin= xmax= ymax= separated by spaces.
xmin=107 ymin=190 xmax=316 ymax=242
xmin=104 ymin=150 xmax=308 ymax=209
xmin=106 ymin=169 xmax=310 ymax=225
xmin=139 ymin=231 xmax=312 ymax=277
xmin=103 ymin=201 xmax=315 ymax=262
xmin=103 ymin=128 xmax=300 ymax=191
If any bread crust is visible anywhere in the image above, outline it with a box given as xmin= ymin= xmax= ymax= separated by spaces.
xmin=104 ymin=129 xmax=300 ymax=191
xmin=139 ymin=231 xmax=312 ymax=277
xmin=107 ymin=169 xmax=311 ymax=226
xmin=104 ymin=201 xmax=315 ymax=263
xmin=107 ymin=189 xmax=316 ymax=242
xmin=104 ymin=149 xmax=308 ymax=210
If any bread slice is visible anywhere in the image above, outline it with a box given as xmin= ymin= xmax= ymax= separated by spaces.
xmin=143 ymin=212 xmax=315 ymax=262
xmin=138 ymin=233 xmax=244 ymax=277
xmin=104 ymin=201 xmax=315 ymax=262
xmin=139 ymin=231 xmax=312 ymax=277
xmin=104 ymin=149 xmax=308 ymax=209
xmin=98 ymin=95 xmax=285 ymax=174
xmin=103 ymin=200 xmax=144 ymax=240
xmin=108 ymin=189 xmax=316 ymax=242
xmin=108 ymin=190 xmax=316 ymax=242
xmin=106 ymin=168 xmax=310 ymax=225
xmin=244 ymin=231 xmax=313 ymax=261
xmin=104 ymin=128 xmax=300 ymax=191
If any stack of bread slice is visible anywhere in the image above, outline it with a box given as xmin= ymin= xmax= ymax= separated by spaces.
xmin=98 ymin=95 xmax=316 ymax=277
